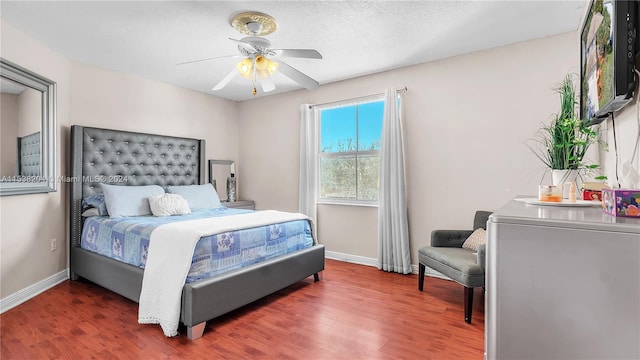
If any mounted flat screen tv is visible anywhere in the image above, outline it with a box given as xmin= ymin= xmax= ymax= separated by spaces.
xmin=580 ymin=0 xmax=638 ymax=126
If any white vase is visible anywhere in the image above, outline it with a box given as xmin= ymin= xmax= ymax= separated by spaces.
xmin=226 ymin=174 xmax=236 ymax=202
xmin=551 ymin=169 xmax=579 ymax=198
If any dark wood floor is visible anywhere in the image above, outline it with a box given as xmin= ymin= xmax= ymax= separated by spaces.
xmin=1 ymin=259 xmax=484 ymax=359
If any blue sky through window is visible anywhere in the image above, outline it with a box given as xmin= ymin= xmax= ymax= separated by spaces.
xmin=357 ymin=101 xmax=383 ymax=151
xmin=320 ymin=100 xmax=383 ymax=153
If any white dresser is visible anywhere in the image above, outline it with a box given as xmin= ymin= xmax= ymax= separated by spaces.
xmin=485 ymin=198 xmax=640 ymax=360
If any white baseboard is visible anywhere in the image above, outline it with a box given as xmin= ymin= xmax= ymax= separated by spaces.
xmin=325 ymin=251 xmax=452 ymax=281
xmin=411 ymin=264 xmax=451 ymax=281
xmin=1 ymin=269 xmax=69 ymax=314
xmin=325 ymin=250 xmax=378 ymax=267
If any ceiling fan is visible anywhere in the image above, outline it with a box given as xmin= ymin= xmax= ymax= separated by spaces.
xmin=179 ymin=12 xmax=322 ymax=96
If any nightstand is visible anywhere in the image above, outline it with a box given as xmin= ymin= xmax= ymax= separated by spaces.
xmin=222 ymin=200 xmax=255 ymax=210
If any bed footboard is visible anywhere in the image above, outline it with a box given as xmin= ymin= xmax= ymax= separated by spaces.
xmin=71 ymin=247 xmax=144 ymax=302
xmin=72 ymin=244 xmax=324 ymax=340
xmin=181 ymin=244 xmax=325 ymax=335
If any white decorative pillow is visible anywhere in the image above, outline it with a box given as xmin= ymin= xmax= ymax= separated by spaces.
xmin=462 ymin=228 xmax=486 ymax=252
xmin=101 ymin=183 xmax=165 ymax=218
xmin=148 ymin=194 xmax=191 ymax=217
xmin=166 ymin=183 xmax=221 ymax=210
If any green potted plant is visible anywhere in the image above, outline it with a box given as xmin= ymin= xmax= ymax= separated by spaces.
xmin=529 ymin=74 xmax=605 ymax=186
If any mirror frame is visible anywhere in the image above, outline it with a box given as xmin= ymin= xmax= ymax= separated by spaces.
xmin=0 ymin=58 xmax=57 ymax=196
xmin=208 ymin=159 xmax=235 ymax=201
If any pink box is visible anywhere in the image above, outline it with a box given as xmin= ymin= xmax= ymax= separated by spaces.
xmin=602 ymin=189 xmax=640 ymax=217
xmin=582 ymin=189 xmax=602 ymax=201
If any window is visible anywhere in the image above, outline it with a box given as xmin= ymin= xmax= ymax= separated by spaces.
xmin=318 ymin=99 xmax=384 ymax=203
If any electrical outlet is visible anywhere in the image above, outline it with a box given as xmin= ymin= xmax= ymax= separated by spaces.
xmin=50 ymin=238 xmax=57 ymax=252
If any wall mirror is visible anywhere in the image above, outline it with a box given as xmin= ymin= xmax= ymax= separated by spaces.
xmin=0 ymin=58 xmax=56 ymax=196
xmin=209 ymin=159 xmax=235 ymax=202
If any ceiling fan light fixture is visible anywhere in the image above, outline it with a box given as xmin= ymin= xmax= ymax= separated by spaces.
xmin=267 ymin=60 xmax=279 ymax=75
xmin=196 ymin=11 xmax=321 ymax=96
xmin=255 ymin=56 xmax=278 ymax=78
xmin=254 ymin=55 xmax=268 ymax=71
xmin=237 ymin=57 xmax=253 ymax=78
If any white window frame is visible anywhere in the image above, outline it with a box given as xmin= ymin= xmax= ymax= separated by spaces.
xmin=316 ymin=96 xmax=384 ymax=207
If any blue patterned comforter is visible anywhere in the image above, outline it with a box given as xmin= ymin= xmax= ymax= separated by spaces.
xmin=80 ymin=207 xmax=314 ymax=283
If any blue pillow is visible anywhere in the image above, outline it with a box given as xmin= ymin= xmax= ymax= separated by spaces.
xmin=82 ymin=194 xmax=109 ymax=216
xmin=166 ymin=183 xmax=221 ymax=210
xmin=101 ymin=183 xmax=165 ymax=218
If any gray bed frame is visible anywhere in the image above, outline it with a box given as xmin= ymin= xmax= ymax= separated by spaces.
xmin=69 ymin=125 xmax=325 ymax=340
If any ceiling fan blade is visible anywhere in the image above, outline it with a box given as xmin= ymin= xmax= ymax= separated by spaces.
xmin=177 ymin=55 xmax=240 ymax=66
xmin=277 ymin=60 xmax=319 ymax=89
xmin=212 ymin=68 xmax=238 ymax=91
xmin=272 ymin=49 xmax=323 ymax=59
xmin=229 ymin=38 xmax=257 ymax=52
xmin=260 ymin=76 xmax=276 ymax=93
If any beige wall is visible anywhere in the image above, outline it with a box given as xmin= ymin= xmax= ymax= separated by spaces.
xmin=239 ymin=31 xmax=580 ymax=264
xmin=17 ymin=87 xmax=42 ymax=137
xmin=0 ymin=93 xmax=19 ymax=176
xmin=0 ymin=21 xmax=239 ymax=298
xmin=317 ymin=204 xmax=378 ymax=259
xmin=69 ymin=62 xmax=240 ymax=165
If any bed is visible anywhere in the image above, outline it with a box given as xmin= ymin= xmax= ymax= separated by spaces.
xmin=69 ymin=125 xmax=325 ymax=340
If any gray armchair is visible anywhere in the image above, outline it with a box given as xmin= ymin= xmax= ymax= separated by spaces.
xmin=418 ymin=211 xmax=492 ymax=323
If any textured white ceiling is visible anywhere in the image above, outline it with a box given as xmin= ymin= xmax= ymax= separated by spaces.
xmin=0 ymin=1 xmax=585 ymax=101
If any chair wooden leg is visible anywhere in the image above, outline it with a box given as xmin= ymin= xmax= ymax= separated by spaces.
xmin=418 ymin=263 xmax=425 ymax=291
xmin=464 ymin=286 xmax=473 ymax=324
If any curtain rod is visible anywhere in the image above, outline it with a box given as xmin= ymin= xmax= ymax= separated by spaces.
xmin=308 ymin=86 xmax=408 ymax=109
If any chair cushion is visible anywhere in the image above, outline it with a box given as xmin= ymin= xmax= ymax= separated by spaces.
xmin=418 ymin=246 xmax=485 ymax=288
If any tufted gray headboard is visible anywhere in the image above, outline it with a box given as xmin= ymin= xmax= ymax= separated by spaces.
xmin=17 ymin=131 xmax=41 ymax=176
xmin=69 ymin=125 xmax=205 ymax=247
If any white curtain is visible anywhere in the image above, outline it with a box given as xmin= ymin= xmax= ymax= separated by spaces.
xmin=378 ymin=87 xmax=411 ymax=274
xmin=299 ymin=104 xmax=318 ymax=227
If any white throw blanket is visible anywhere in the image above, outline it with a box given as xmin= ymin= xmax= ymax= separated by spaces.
xmin=138 ymin=210 xmax=313 ymax=337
